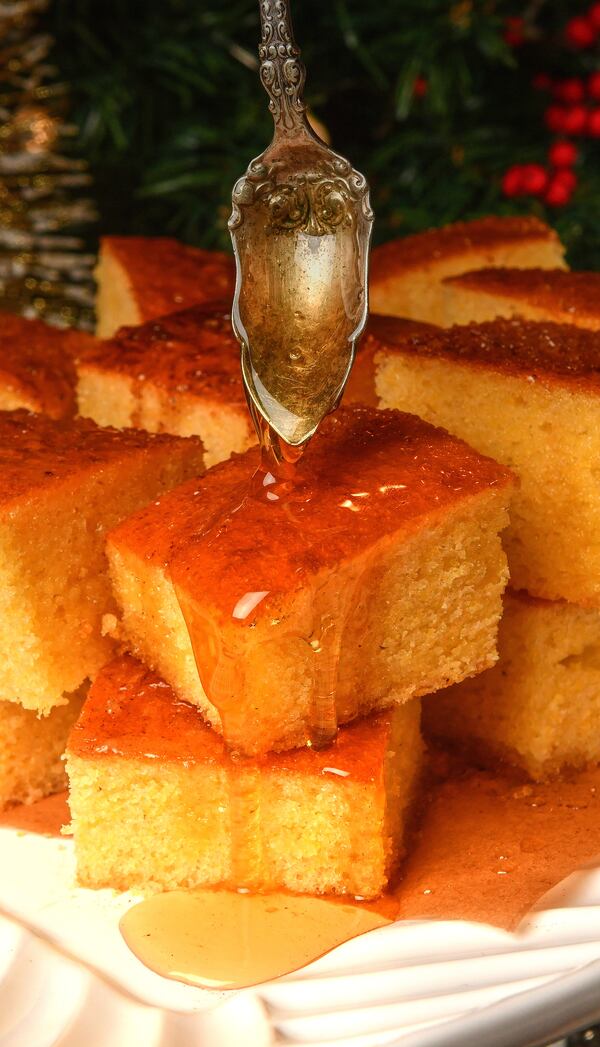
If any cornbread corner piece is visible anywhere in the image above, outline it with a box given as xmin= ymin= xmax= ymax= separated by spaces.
xmin=0 ymin=688 xmax=85 ymax=809
xmin=444 ymin=267 xmax=600 ymax=330
xmin=369 ymin=216 xmax=566 ymax=326
xmin=77 ymin=305 xmax=255 ymax=468
xmin=66 ymin=656 xmax=423 ymax=898
xmin=95 ymin=236 xmax=235 ymax=338
xmin=375 ymin=318 xmax=600 ymax=606
xmin=0 ymin=313 xmax=96 ymax=419
xmin=0 ymin=410 xmax=204 ymax=714
xmin=107 ymin=405 xmax=514 ymax=757
xmin=345 ymin=314 xmax=440 ymax=407
xmin=424 ymin=591 xmax=600 ymax=782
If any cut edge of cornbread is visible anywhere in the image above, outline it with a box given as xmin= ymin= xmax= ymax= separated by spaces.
xmin=0 ymin=688 xmax=86 ymax=808
xmin=94 ymin=246 xmax=142 ymax=338
xmin=66 ymin=657 xmax=423 ymax=898
xmin=424 ymin=591 xmax=600 ymax=781
xmin=107 ymin=481 xmax=512 ymax=756
xmin=77 ymin=365 xmax=256 ymax=469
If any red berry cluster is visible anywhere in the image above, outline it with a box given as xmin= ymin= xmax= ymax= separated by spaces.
xmin=565 ymin=3 xmax=600 ymax=48
xmin=542 ymin=71 xmax=600 ymax=137
xmin=502 ymin=141 xmax=578 ymax=207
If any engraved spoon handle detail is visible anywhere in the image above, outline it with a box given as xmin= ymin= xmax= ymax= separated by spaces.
xmin=258 ymin=0 xmax=307 ymax=136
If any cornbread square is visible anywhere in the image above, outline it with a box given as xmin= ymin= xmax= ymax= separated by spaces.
xmin=345 ymin=315 xmax=440 ymax=407
xmin=0 ymin=410 xmax=204 ymax=713
xmin=0 ymin=689 xmax=85 ymax=809
xmin=107 ymin=405 xmax=513 ymax=756
xmin=0 ymin=313 xmax=96 ymax=419
xmin=95 ymin=236 xmax=235 ymax=338
xmin=370 ymin=216 xmax=566 ymax=325
xmin=375 ymin=319 xmax=600 ymax=605
xmin=66 ymin=656 xmax=423 ymax=898
xmin=424 ymin=591 xmax=600 ymax=781
xmin=77 ymin=306 xmax=255 ymax=468
xmin=444 ymin=268 xmax=600 ymax=330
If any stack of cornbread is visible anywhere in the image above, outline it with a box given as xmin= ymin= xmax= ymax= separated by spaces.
xmin=371 ymin=217 xmax=600 ymax=781
xmin=66 ymin=402 xmax=513 ymax=897
xmin=5 ymin=212 xmax=599 ymax=907
xmin=0 ymin=397 xmax=204 ymax=809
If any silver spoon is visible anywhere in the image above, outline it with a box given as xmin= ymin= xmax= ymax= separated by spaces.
xmin=229 ymin=0 xmax=374 ymax=462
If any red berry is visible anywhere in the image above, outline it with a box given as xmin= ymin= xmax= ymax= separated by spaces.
xmin=533 ymin=72 xmax=553 ymax=92
xmin=502 ymin=166 xmax=525 ymax=198
xmin=504 ymin=16 xmax=525 ymax=46
xmin=562 ymin=105 xmax=588 ymax=135
xmin=588 ymin=71 xmax=600 ymax=98
xmin=520 ymin=164 xmax=549 ymax=196
xmin=545 ymin=105 xmax=567 ymax=133
xmin=544 ymin=174 xmax=574 ymax=207
xmin=566 ymin=16 xmax=597 ymax=48
xmin=589 ymin=2 xmax=600 ymax=30
xmin=587 ymin=107 xmax=600 ymax=135
xmin=554 ymin=168 xmax=577 ymax=193
xmin=413 ymin=76 xmax=428 ymax=98
xmin=548 ymin=140 xmax=578 ymax=167
xmin=553 ymin=77 xmax=586 ymax=103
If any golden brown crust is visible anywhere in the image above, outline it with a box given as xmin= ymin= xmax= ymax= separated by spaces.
xmin=68 ymin=655 xmax=393 ymax=781
xmin=370 ymin=217 xmax=561 ymax=283
xmin=102 ymin=236 xmax=235 ymax=321
xmin=377 ymin=317 xmax=600 ymax=396
xmin=108 ymin=404 xmax=513 ymax=621
xmin=446 ymin=267 xmax=600 ymax=323
xmin=0 ymin=409 xmax=203 ymax=510
xmin=79 ymin=304 xmax=246 ymax=409
xmin=0 ymin=313 xmax=96 ymax=419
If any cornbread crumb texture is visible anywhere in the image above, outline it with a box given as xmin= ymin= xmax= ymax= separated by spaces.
xmin=67 ymin=656 xmax=422 ymax=898
xmin=0 ymin=410 xmax=204 ymax=713
xmin=0 ymin=313 xmax=96 ymax=419
xmin=425 ymin=591 xmax=600 ymax=781
xmin=95 ymin=236 xmax=235 ymax=338
xmin=0 ymin=688 xmax=85 ymax=809
xmin=77 ymin=305 xmax=255 ymax=468
xmin=375 ymin=319 xmax=600 ymax=605
xmin=369 ymin=216 xmax=566 ymax=325
xmin=444 ymin=268 xmax=600 ymax=330
xmin=107 ymin=405 xmax=513 ymax=756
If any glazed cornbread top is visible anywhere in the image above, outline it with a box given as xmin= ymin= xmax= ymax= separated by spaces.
xmin=69 ymin=655 xmax=396 ymax=782
xmin=370 ymin=216 xmax=564 ymax=282
xmin=0 ymin=410 xmax=204 ymax=511
xmin=363 ymin=314 xmax=439 ymax=347
xmin=109 ymin=405 xmax=513 ymax=624
xmin=445 ymin=268 xmax=600 ymax=329
xmin=375 ymin=318 xmax=600 ymax=396
xmin=79 ymin=305 xmax=245 ymax=409
xmin=0 ymin=314 xmax=95 ymax=419
xmin=101 ymin=237 xmax=235 ymax=321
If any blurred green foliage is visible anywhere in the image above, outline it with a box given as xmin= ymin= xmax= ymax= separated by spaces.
xmin=48 ymin=1 xmax=600 ymax=266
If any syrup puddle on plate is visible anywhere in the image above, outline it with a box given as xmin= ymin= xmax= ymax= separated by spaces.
xmin=120 ymin=888 xmax=390 ymax=990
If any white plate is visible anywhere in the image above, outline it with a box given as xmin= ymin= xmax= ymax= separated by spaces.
xmin=2 ymin=825 xmax=600 ymax=1047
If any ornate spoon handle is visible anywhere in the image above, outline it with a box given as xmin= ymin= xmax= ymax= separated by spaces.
xmin=258 ymin=0 xmax=307 ymax=136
